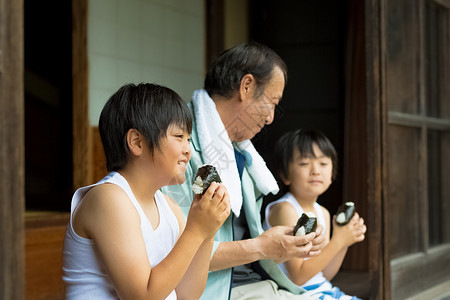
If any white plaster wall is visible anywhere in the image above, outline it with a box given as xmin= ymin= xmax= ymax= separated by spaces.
xmin=88 ymin=0 xmax=205 ymax=125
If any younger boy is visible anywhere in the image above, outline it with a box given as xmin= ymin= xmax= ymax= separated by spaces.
xmin=264 ymin=129 xmax=366 ymax=300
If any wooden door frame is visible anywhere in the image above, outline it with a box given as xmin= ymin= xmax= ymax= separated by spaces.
xmin=0 ymin=0 xmax=25 ymax=299
xmin=366 ymin=0 xmax=391 ymax=298
xmin=365 ymin=0 xmax=392 ymax=298
xmin=73 ymin=0 xmax=91 ymax=189
xmin=69 ymin=1 xmax=391 ymax=299
xmin=343 ymin=0 xmax=390 ymax=299
xmin=0 ymin=0 xmax=83 ymax=298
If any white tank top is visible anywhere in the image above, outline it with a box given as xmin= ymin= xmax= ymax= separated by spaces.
xmin=263 ymin=192 xmax=327 ymax=287
xmin=63 ymin=172 xmax=180 ymax=299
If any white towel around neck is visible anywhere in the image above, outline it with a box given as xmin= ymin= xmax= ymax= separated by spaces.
xmin=192 ymin=89 xmax=279 ymax=217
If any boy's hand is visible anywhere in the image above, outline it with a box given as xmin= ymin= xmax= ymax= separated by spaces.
xmin=331 ymin=213 xmax=366 ymax=247
xmin=185 ymin=182 xmax=230 ymax=241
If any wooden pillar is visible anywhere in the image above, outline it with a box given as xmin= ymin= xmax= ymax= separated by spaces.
xmin=342 ymin=0 xmax=388 ymax=298
xmin=73 ymin=0 xmax=91 ymax=189
xmin=365 ymin=0 xmax=389 ymax=298
xmin=0 ymin=0 xmax=25 ymax=299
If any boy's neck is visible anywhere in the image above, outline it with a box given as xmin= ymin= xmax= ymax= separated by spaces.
xmin=290 ymin=191 xmax=317 ymax=212
xmin=118 ymin=167 xmax=162 ymax=230
xmin=119 ymin=166 xmax=159 ymax=204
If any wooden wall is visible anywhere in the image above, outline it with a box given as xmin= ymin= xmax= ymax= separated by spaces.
xmin=382 ymin=0 xmax=450 ymax=298
xmin=25 ymin=213 xmax=69 ymax=300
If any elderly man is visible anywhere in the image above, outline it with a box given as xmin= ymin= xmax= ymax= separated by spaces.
xmin=162 ymin=42 xmax=324 ymax=300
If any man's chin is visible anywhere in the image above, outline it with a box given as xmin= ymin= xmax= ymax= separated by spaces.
xmin=234 ymin=133 xmax=255 ymax=142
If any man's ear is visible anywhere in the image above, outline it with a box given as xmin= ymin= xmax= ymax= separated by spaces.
xmin=239 ymin=73 xmax=255 ymax=101
xmin=126 ymin=129 xmax=144 ymax=156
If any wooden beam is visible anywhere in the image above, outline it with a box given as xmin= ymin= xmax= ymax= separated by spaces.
xmin=0 ymin=0 xmax=25 ymax=299
xmin=391 ymin=245 xmax=450 ymax=299
xmin=432 ymin=0 xmax=450 ymax=9
xmin=388 ymin=112 xmax=450 ymax=130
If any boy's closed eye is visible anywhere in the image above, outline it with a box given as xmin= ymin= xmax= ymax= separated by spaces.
xmin=297 ymin=157 xmax=314 ymax=165
xmin=174 ymin=133 xmax=191 ymax=141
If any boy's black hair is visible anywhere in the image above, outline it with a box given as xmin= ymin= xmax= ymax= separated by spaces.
xmin=204 ymin=41 xmax=288 ymax=99
xmin=99 ymin=83 xmax=192 ymax=172
xmin=274 ymin=129 xmax=338 ymax=188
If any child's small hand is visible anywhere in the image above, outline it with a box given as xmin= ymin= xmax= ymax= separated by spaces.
xmin=185 ymin=182 xmax=230 ymax=241
xmin=331 ymin=213 xmax=366 ymax=247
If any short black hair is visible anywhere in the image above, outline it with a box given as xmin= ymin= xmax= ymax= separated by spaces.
xmin=99 ymin=83 xmax=192 ymax=172
xmin=274 ymin=129 xmax=338 ymax=186
xmin=204 ymin=41 xmax=288 ymax=99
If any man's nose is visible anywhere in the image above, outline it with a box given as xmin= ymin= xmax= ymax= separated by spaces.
xmin=265 ymin=109 xmax=275 ymax=125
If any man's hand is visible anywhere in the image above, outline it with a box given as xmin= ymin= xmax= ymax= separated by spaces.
xmin=255 ymin=225 xmax=316 ymax=264
xmin=309 ymin=223 xmax=326 ymax=256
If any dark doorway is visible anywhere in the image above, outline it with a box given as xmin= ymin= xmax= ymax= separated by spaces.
xmin=24 ymin=0 xmax=73 ymax=211
xmin=249 ymin=2 xmax=376 ymax=298
xmin=249 ymin=0 xmax=349 ymax=217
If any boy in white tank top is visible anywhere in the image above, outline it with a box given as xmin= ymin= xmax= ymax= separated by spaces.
xmin=63 ymin=83 xmax=230 ymax=299
xmin=264 ymin=129 xmax=366 ymax=300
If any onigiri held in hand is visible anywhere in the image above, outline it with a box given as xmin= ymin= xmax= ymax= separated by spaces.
xmin=192 ymin=164 xmax=222 ymax=195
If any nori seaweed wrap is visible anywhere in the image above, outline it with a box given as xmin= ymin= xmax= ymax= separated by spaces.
xmin=335 ymin=202 xmax=355 ymax=226
xmin=293 ymin=212 xmax=317 ymax=236
xmin=192 ymin=164 xmax=222 ymax=195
